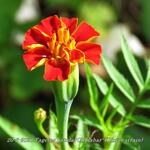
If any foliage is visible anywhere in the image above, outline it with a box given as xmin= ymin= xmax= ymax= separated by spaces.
xmin=79 ymin=35 xmax=150 ymax=150
xmin=0 ymin=115 xmax=43 ymax=150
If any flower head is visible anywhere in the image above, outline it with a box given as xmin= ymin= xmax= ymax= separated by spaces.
xmin=22 ymin=15 xmax=102 ymax=81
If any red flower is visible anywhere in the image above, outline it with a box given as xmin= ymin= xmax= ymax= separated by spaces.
xmin=22 ymin=15 xmax=102 ymax=81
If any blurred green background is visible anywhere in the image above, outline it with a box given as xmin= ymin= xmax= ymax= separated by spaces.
xmin=0 ymin=0 xmax=150 ymax=149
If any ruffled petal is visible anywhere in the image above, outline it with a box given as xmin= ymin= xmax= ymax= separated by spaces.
xmin=44 ymin=59 xmax=70 ymax=81
xmin=70 ymin=49 xmax=85 ymax=63
xmin=35 ymin=15 xmax=61 ymax=36
xmin=23 ymin=46 xmax=50 ymax=70
xmin=61 ymin=17 xmax=78 ymax=34
xmin=22 ymin=28 xmax=50 ymax=49
xmin=76 ymin=43 xmax=102 ymax=64
xmin=72 ymin=22 xmax=99 ymax=42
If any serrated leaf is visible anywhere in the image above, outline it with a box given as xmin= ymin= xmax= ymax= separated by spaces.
xmin=70 ymin=115 xmax=102 ymax=131
xmin=0 ymin=115 xmax=44 ymax=150
xmin=121 ymin=35 xmax=144 ymax=90
xmin=137 ymin=99 xmax=150 ymax=109
xmin=85 ymin=63 xmax=99 ymax=112
xmin=93 ymin=74 xmax=126 ymax=116
xmin=102 ymin=54 xmax=135 ymax=102
xmin=131 ymin=115 xmax=150 ymax=128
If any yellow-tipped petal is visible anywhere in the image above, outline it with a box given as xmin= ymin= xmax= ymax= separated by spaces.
xmin=31 ymin=58 xmax=47 ymax=71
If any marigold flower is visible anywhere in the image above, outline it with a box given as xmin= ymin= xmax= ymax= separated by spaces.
xmin=22 ymin=15 xmax=102 ymax=81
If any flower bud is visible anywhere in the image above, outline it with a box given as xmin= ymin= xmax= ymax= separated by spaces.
xmin=51 ymin=64 xmax=79 ymax=102
xmin=34 ymin=108 xmax=47 ymax=125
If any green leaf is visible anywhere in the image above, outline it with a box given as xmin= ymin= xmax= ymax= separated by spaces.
xmin=75 ymin=120 xmax=85 ymax=138
xmin=106 ymin=106 xmax=119 ymax=130
xmin=131 ymin=115 xmax=150 ymax=128
xmin=93 ymin=74 xmax=126 ymax=116
xmin=85 ymin=63 xmax=99 ymax=112
xmin=70 ymin=115 xmax=102 ymax=131
xmin=121 ymin=34 xmax=144 ymax=90
xmin=100 ymin=83 xmax=114 ymax=117
xmin=48 ymin=111 xmax=58 ymax=150
xmin=49 ymin=111 xmax=58 ymax=139
xmin=137 ymin=99 xmax=150 ymax=109
xmin=102 ymin=54 xmax=135 ymax=102
xmin=74 ymin=119 xmax=89 ymax=150
xmin=0 ymin=115 xmax=44 ymax=150
xmin=145 ymin=60 xmax=150 ymax=89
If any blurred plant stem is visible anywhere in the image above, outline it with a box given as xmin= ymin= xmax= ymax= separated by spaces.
xmin=55 ymin=99 xmax=73 ymax=150
xmin=103 ymin=129 xmax=124 ymax=150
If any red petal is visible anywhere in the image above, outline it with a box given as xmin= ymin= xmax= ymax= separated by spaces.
xmin=70 ymin=49 xmax=85 ymax=63
xmin=36 ymin=15 xmax=61 ymax=35
xmin=22 ymin=28 xmax=50 ymax=49
xmin=76 ymin=43 xmax=102 ymax=64
xmin=61 ymin=17 xmax=78 ymax=34
xmin=72 ymin=22 xmax=99 ymax=42
xmin=44 ymin=59 xmax=70 ymax=81
xmin=23 ymin=46 xmax=50 ymax=70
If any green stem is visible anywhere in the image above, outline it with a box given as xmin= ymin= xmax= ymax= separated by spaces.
xmin=95 ymin=108 xmax=106 ymax=130
xmin=38 ymin=124 xmax=50 ymax=139
xmin=103 ymin=129 xmax=124 ymax=150
xmin=55 ymin=99 xmax=73 ymax=150
xmin=122 ymin=85 xmax=146 ymax=125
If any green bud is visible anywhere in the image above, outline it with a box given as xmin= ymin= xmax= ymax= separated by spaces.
xmin=51 ymin=64 xmax=79 ymax=102
xmin=34 ymin=108 xmax=47 ymax=125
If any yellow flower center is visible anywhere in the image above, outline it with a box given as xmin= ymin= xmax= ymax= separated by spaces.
xmin=47 ymin=26 xmax=76 ymax=61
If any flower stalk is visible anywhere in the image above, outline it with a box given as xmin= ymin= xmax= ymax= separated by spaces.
xmin=51 ymin=64 xmax=79 ymax=150
xmin=55 ymin=99 xmax=73 ymax=150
